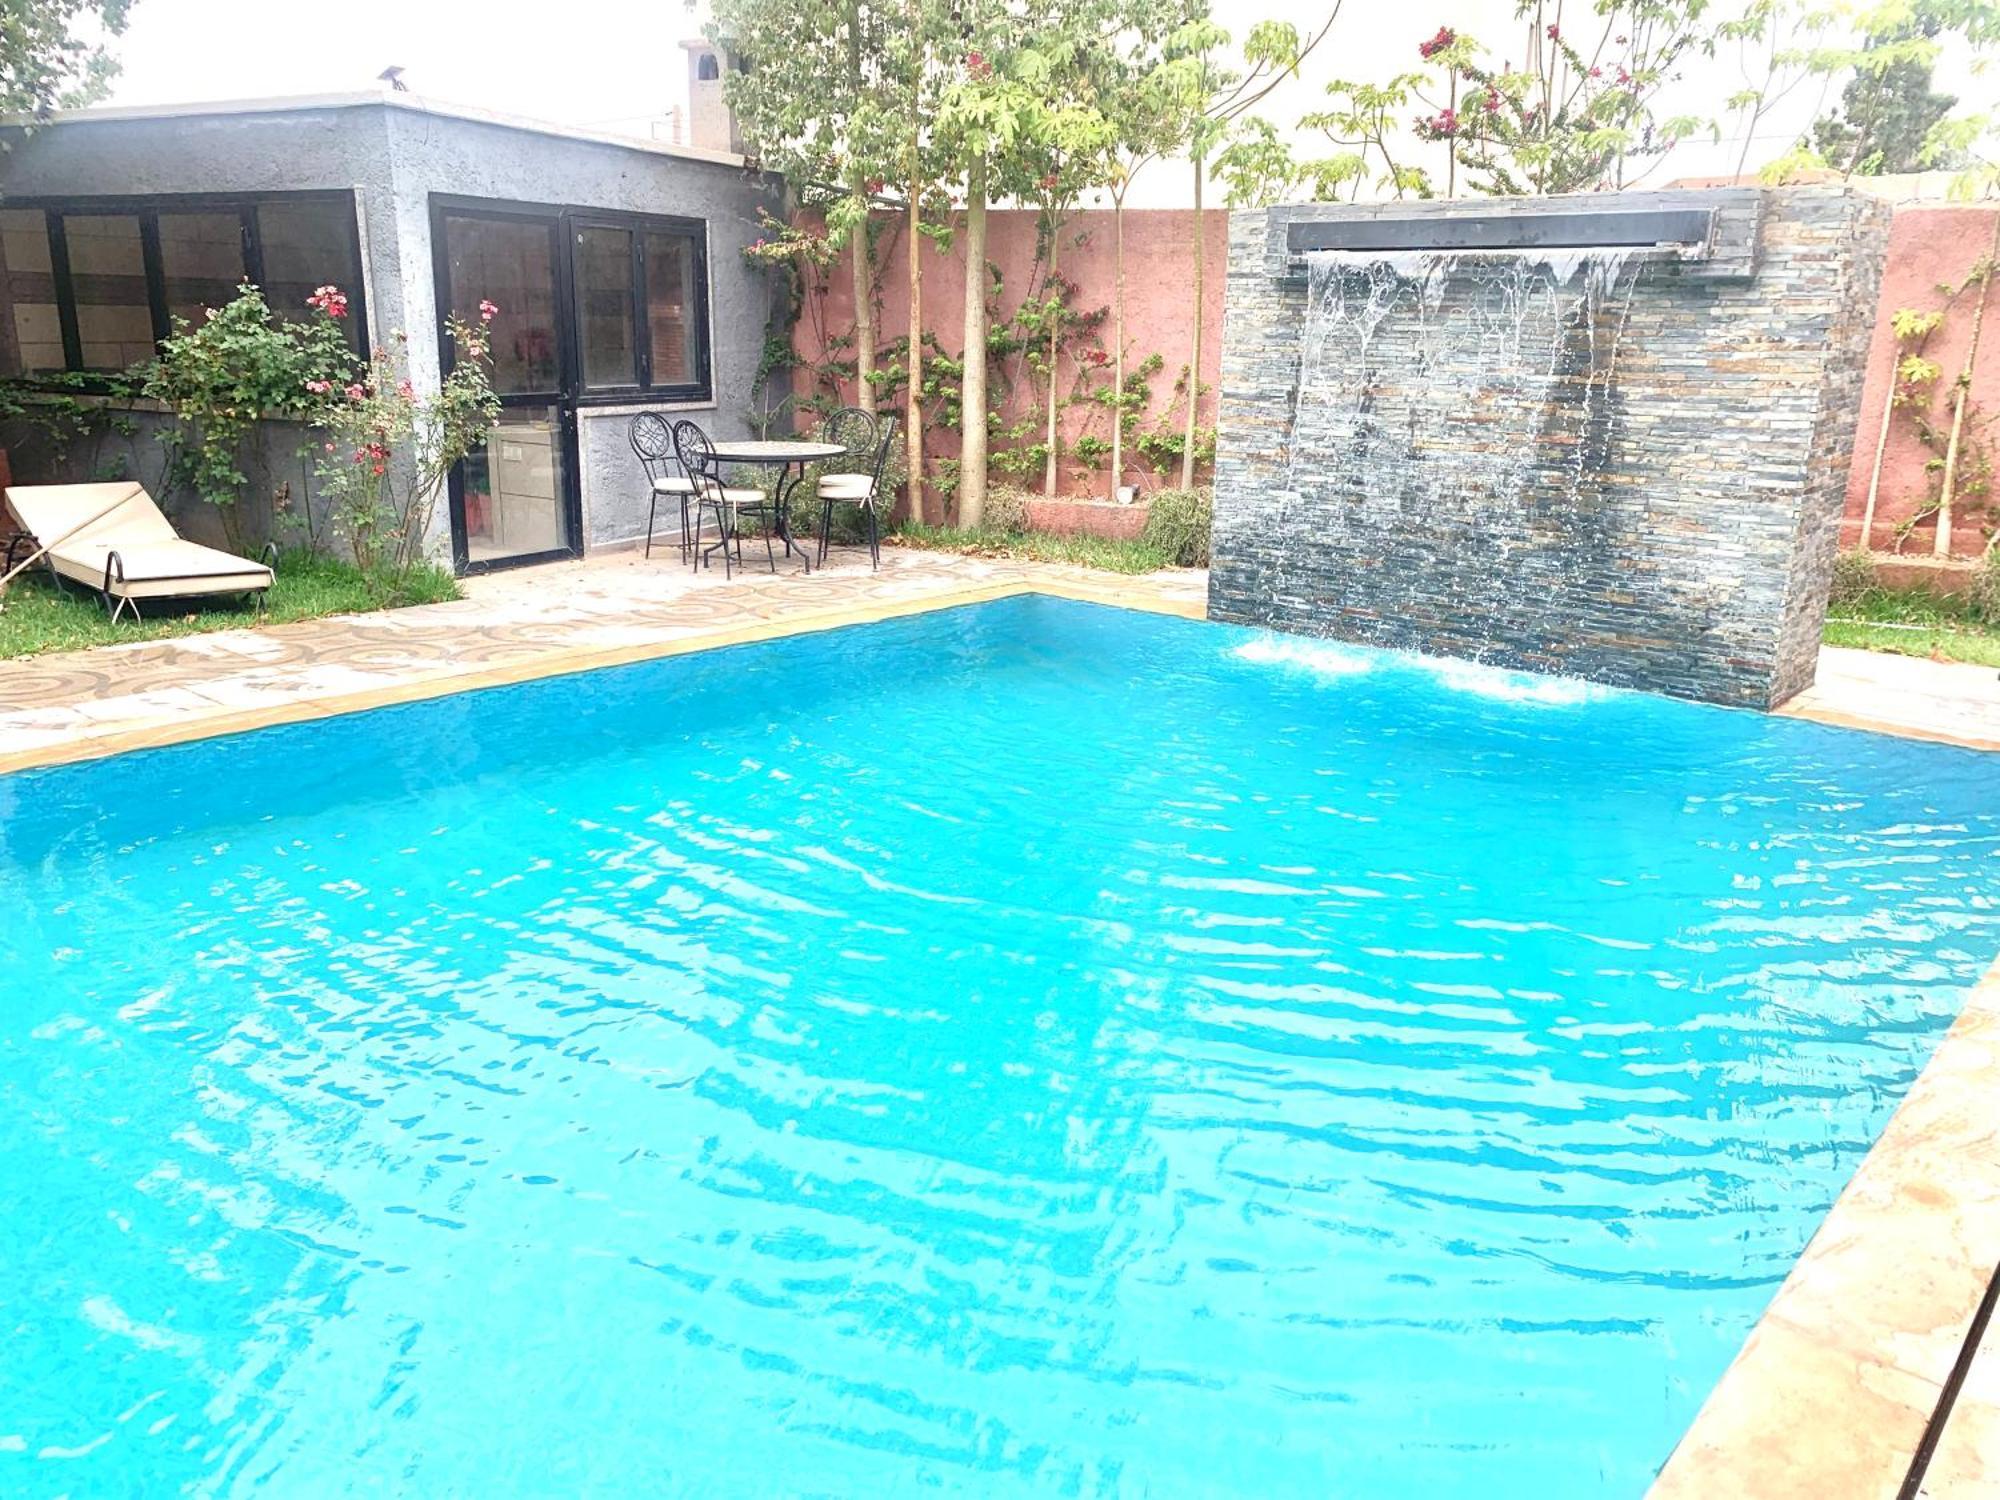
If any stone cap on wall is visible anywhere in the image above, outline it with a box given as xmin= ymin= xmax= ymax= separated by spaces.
xmin=1252 ymin=187 xmax=1769 ymax=282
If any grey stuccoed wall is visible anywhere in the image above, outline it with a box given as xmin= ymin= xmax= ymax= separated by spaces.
xmin=0 ymin=99 xmax=786 ymax=562
xmin=1207 ymin=188 xmax=1891 ymax=710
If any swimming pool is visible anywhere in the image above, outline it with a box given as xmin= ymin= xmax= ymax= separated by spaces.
xmin=3 ymin=594 xmax=1995 ymax=1496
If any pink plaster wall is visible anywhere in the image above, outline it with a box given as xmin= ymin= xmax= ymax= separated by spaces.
xmin=796 ymin=208 xmax=1227 ymax=507
xmin=1843 ymin=205 xmax=2000 ymax=558
xmin=799 ymin=203 xmax=1995 ymax=555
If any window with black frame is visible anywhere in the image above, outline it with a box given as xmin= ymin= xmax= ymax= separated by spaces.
xmin=572 ymin=216 xmax=709 ymax=401
xmin=0 ymin=193 xmax=366 ymax=377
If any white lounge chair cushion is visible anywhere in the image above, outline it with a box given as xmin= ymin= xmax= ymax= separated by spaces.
xmin=706 ymin=486 xmax=766 ymax=511
xmin=5 ymin=482 xmax=273 ymax=599
xmin=50 ymin=539 xmax=273 ymax=599
xmin=817 ymin=473 xmax=875 ymax=499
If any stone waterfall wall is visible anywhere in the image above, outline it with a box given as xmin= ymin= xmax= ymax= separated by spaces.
xmin=1208 ymin=189 xmax=1891 ymax=709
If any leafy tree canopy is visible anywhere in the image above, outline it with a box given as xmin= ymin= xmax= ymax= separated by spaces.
xmin=1 ymin=0 xmax=133 ymax=122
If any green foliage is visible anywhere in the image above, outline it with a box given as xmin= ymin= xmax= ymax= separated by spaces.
xmin=0 ymin=549 xmax=457 ymax=660
xmin=1810 ymin=13 xmax=1958 ymax=175
xmin=1974 ymin=547 xmax=2000 ymax=626
xmin=0 ymin=0 xmax=133 ymax=122
xmin=1139 ymin=484 xmax=1212 ymax=566
xmin=983 ymin=483 xmax=1032 ymax=534
xmin=892 ymin=520 xmax=1170 ymax=573
xmin=1828 ymin=547 xmax=1879 ymax=606
xmin=142 ymin=284 xmax=358 ymax=544
xmin=311 ymin=312 xmax=500 ymax=599
xmin=1822 ymin=573 xmax=2000 ymax=666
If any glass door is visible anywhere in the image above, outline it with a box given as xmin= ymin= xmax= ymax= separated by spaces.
xmin=435 ymin=204 xmax=580 ymax=572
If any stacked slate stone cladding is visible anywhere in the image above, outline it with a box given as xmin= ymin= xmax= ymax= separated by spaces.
xmin=1208 ymin=188 xmax=1891 ymax=709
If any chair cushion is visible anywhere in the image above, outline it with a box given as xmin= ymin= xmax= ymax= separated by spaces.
xmin=651 ymin=475 xmax=696 ymax=494
xmin=6 ymin=482 xmax=178 ymax=549
xmin=49 ymin=539 xmax=273 ymax=599
xmin=817 ymin=474 xmax=876 ymax=499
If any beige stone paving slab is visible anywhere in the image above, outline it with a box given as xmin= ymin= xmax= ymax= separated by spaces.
xmin=1783 ymin=645 xmax=2000 ymax=752
xmin=0 ymin=549 xmax=1205 ymax=774
xmin=1921 ymin=1314 xmax=2000 ymax=1496
xmin=1653 ymin=960 xmax=2000 ymax=1500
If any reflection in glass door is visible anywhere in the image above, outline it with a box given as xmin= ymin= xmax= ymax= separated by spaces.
xmin=435 ymin=205 xmax=579 ymax=571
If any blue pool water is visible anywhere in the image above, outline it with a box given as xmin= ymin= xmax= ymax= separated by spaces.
xmin=2 ymin=595 xmax=1995 ymax=1496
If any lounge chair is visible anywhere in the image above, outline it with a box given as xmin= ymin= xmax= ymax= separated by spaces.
xmin=3 ymin=481 xmax=275 ymax=623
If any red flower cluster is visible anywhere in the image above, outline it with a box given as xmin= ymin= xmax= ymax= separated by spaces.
xmin=307 ymin=284 xmax=349 ymax=319
xmin=1546 ymin=22 xmax=1561 ymax=40
xmin=352 ymin=439 xmax=390 ymax=476
xmin=477 ymin=299 xmax=500 ymax=323
xmin=1085 ymin=348 xmax=1110 ymax=367
xmin=1416 ymin=107 xmax=1460 ymax=139
xmin=344 ymin=383 xmax=368 ymax=401
xmin=966 ymin=49 xmax=992 ymax=80
xmin=305 ymin=378 xmax=333 ymax=395
xmin=1483 ymin=87 xmax=1502 ymax=112
xmin=1037 ymin=170 xmax=1061 ymax=191
xmin=1418 ymin=26 xmax=1455 ymax=59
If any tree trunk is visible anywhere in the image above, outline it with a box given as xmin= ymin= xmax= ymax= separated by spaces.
xmin=1860 ymin=342 xmax=1898 ymax=551
xmin=1181 ymin=159 xmax=1203 ymax=490
xmin=851 ymin=191 xmax=877 ymax=415
xmin=1109 ymin=193 xmax=1126 ymax=502
xmin=907 ymin=154 xmax=925 ymax=526
xmin=1044 ymin=211 xmax=1061 ymax=499
xmin=1935 ymin=215 xmax=2000 ymax=557
xmin=959 ymin=154 xmax=989 ymax=530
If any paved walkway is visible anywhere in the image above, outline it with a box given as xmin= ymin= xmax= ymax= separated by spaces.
xmin=0 ymin=548 xmax=1206 ymax=773
xmin=1781 ymin=644 xmax=2000 ymax=754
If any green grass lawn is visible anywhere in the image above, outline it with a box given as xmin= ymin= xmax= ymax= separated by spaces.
xmin=0 ymin=552 xmax=459 ymax=661
xmin=1823 ymin=584 xmax=2000 ymax=669
xmin=891 ymin=522 xmax=1172 ymax=575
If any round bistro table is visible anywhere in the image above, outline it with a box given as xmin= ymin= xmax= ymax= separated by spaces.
xmin=707 ymin=438 xmax=849 ymax=574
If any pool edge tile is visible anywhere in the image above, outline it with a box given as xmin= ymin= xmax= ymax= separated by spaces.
xmin=0 ymin=578 xmax=1200 ymax=777
xmin=1651 ymin=958 xmax=2000 ymax=1499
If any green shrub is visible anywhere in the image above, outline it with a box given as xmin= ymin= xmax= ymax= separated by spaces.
xmin=983 ymin=483 xmax=1032 ymax=535
xmin=1141 ymin=486 xmax=1214 ymax=568
xmin=1827 ymin=548 xmax=1878 ymax=608
xmin=1972 ymin=547 xmax=2000 ymax=626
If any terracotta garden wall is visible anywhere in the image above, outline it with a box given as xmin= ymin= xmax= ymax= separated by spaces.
xmin=1843 ymin=204 xmax=2000 ymax=559
xmin=794 ymin=209 xmax=1226 ymax=504
xmin=797 ymin=202 xmax=1992 ymax=558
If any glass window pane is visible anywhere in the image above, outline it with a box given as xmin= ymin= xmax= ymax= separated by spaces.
xmin=61 ymin=213 xmax=152 ymax=370
xmin=644 ymin=231 xmax=699 ymax=389
xmin=461 ymin=405 xmax=568 ymax=564
xmin=577 ymin=225 xmax=636 ymax=389
xmin=257 ymin=199 xmax=363 ymax=348
xmin=443 ymin=214 xmax=559 ymax=395
xmin=0 ymin=209 xmax=61 ymax=375
xmin=158 ymin=211 xmax=247 ymax=331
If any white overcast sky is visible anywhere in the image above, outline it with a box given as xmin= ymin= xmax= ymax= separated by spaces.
xmin=97 ymin=0 xmax=1972 ymax=205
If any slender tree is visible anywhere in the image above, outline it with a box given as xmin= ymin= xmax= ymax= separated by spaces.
xmin=710 ymin=0 xmax=902 ymax=415
xmin=1166 ymin=15 xmax=1334 ymax=488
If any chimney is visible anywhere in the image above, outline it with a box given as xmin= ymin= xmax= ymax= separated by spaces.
xmin=680 ymin=40 xmax=745 ymax=155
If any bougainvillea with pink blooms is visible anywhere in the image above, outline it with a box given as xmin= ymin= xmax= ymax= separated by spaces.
xmin=309 ymin=299 xmax=500 ymax=599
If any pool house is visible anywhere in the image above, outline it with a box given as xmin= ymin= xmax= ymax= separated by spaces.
xmin=0 ymin=89 xmax=783 ymax=572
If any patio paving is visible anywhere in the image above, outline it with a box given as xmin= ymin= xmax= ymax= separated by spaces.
xmin=0 ymin=547 xmax=1207 ymax=773
xmin=0 ymin=548 xmax=1994 ymax=773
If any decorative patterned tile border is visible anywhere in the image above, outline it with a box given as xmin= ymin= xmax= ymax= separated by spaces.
xmin=1651 ymin=957 xmax=2000 ymax=1498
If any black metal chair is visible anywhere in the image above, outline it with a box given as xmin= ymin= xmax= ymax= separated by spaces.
xmin=672 ymin=420 xmax=777 ymax=579
xmin=817 ymin=413 xmax=898 ymax=571
xmin=631 ymin=411 xmax=696 ymax=561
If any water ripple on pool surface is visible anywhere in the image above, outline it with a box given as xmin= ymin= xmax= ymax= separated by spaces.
xmin=1 ymin=595 xmax=1995 ymax=1496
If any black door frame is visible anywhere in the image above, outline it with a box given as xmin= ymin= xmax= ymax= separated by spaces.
xmin=432 ymin=196 xmax=584 ymax=576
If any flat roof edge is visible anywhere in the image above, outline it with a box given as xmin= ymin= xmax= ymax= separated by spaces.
xmin=0 ymin=91 xmax=758 ymax=174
